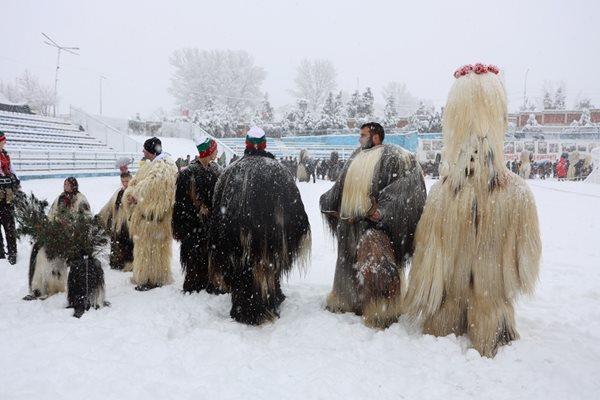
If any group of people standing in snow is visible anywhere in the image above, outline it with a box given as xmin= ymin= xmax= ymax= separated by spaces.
xmin=504 ymin=151 xmax=594 ymax=181
xmin=9 ymin=63 xmax=543 ymax=358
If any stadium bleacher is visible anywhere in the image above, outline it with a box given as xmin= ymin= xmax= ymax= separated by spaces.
xmin=0 ymin=108 xmax=139 ymax=177
xmin=0 ymin=110 xmax=108 ymax=151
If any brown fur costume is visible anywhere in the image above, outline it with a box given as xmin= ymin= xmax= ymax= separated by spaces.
xmin=321 ymin=143 xmax=426 ymax=329
xmin=122 ymin=155 xmax=177 ymax=289
xmin=405 ymin=65 xmax=542 ymax=357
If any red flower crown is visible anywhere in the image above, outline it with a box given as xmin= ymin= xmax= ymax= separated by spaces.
xmin=453 ymin=63 xmax=500 ymax=79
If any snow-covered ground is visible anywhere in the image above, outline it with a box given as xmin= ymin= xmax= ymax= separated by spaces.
xmin=129 ymin=135 xmax=197 ymax=160
xmin=1 ymin=176 xmax=599 ymax=399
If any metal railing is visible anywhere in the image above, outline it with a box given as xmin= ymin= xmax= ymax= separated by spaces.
xmin=11 ymin=148 xmax=140 ymax=175
xmin=70 ymin=106 xmax=143 ymax=153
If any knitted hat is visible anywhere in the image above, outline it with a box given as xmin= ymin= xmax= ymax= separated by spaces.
xmin=0 ymin=131 xmax=6 ymax=142
xmin=245 ymin=127 xmax=266 ymax=150
xmin=196 ymin=137 xmax=218 ymax=158
xmin=143 ymin=137 xmax=162 ymax=155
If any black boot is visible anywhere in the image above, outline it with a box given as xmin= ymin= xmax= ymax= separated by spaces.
xmin=8 ymin=254 xmax=16 ymax=265
xmin=135 ymin=283 xmax=161 ymax=291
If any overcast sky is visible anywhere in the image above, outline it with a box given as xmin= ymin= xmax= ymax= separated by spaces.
xmin=1 ymin=0 xmax=598 ymax=118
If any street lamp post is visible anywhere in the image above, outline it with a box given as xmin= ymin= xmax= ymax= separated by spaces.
xmin=42 ymin=32 xmax=79 ymax=117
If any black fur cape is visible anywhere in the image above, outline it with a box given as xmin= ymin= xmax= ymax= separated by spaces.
xmin=172 ymin=160 xmax=221 ymax=293
xmin=210 ymin=149 xmax=311 ymax=325
xmin=320 ymin=144 xmax=427 ymax=319
xmin=108 ymin=188 xmax=134 ymax=270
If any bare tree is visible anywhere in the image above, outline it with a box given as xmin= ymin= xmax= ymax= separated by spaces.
xmin=0 ymin=70 xmax=55 ymax=115
xmin=574 ymin=96 xmax=595 ymax=110
xmin=291 ymin=59 xmax=337 ymax=114
xmin=169 ymin=49 xmax=266 ymax=118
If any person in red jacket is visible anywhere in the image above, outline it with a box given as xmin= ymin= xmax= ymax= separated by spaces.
xmin=556 ymin=155 xmax=567 ymax=181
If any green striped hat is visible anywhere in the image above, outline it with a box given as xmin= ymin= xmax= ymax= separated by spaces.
xmin=245 ymin=127 xmax=266 ymax=148
xmin=195 ymin=136 xmax=217 ymax=158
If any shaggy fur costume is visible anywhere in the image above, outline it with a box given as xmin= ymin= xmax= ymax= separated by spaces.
xmin=172 ymin=160 xmax=222 ymax=293
xmin=405 ymin=68 xmax=542 ymax=358
xmin=211 ymin=149 xmax=311 ymax=325
xmin=98 ymin=188 xmax=134 ymax=271
xmin=320 ymin=144 xmax=426 ymax=328
xmin=567 ymin=151 xmax=580 ymax=181
xmin=518 ymin=150 xmax=531 ymax=179
xmin=67 ymin=256 xmax=107 ymax=318
xmin=296 ymin=149 xmax=316 ymax=183
xmin=26 ymin=192 xmax=91 ymax=300
xmin=122 ymin=156 xmax=177 ymax=289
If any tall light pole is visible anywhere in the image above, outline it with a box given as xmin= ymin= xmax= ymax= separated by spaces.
xmin=42 ymin=32 xmax=79 ymax=117
xmin=99 ymin=75 xmax=106 ymax=115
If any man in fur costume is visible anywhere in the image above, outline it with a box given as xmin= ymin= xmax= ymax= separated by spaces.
xmin=320 ymin=122 xmax=426 ymax=329
xmin=123 ymin=137 xmax=177 ymax=291
xmin=405 ymin=64 xmax=541 ymax=358
xmin=25 ymin=177 xmax=92 ymax=300
xmin=567 ymin=151 xmax=580 ymax=181
xmin=172 ymin=137 xmax=223 ymax=293
xmin=211 ymin=127 xmax=311 ymax=325
xmin=518 ymin=150 xmax=531 ymax=179
xmin=97 ymin=172 xmax=134 ymax=271
xmin=17 ymin=190 xmax=108 ymax=316
xmin=296 ymin=150 xmax=316 ymax=183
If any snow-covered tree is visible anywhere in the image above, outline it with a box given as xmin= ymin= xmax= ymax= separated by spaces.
xmin=427 ymin=111 xmax=442 ymax=132
xmin=543 ymin=91 xmax=554 ymax=110
xmin=260 ymin=93 xmax=274 ymax=123
xmin=383 ymin=94 xmax=398 ymax=128
xmin=346 ymin=90 xmax=360 ymax=118
xmin=291 ymin=59 xmax=337 ymax=113
xmin=542 ymin=81 xmax=555 ymax=110
xmin=192 ymin=96 xmax=238 ymax=138
xmin=408 ymin=101 xmax=438 ymax=132
xmin=0 ymin=70 xmax=55 ymax=115
xmin=169 ymin=49 xmax=266 ymax=119
xmin=519 ymin=98 xmax=536 ymax=112
xmin=358 ymin=87 xmax=374 ymax=118
xmin=284 ymin=99 xmax=313 ymax=131
xmin=554 ymin=84 xmax=566 ymax=110
xmin=0 ymin=81 xmax=19 ymax=103
xmin=317 ymin=91 xmax=347 ymax=130
xmin=381 ymin=82 xmax=419 ymax=117
xmin=575 ymin=97 xmax=595 ymax=110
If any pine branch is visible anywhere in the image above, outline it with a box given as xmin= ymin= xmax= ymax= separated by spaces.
xmin=14 ymin=191 xmax=108 ymax=260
